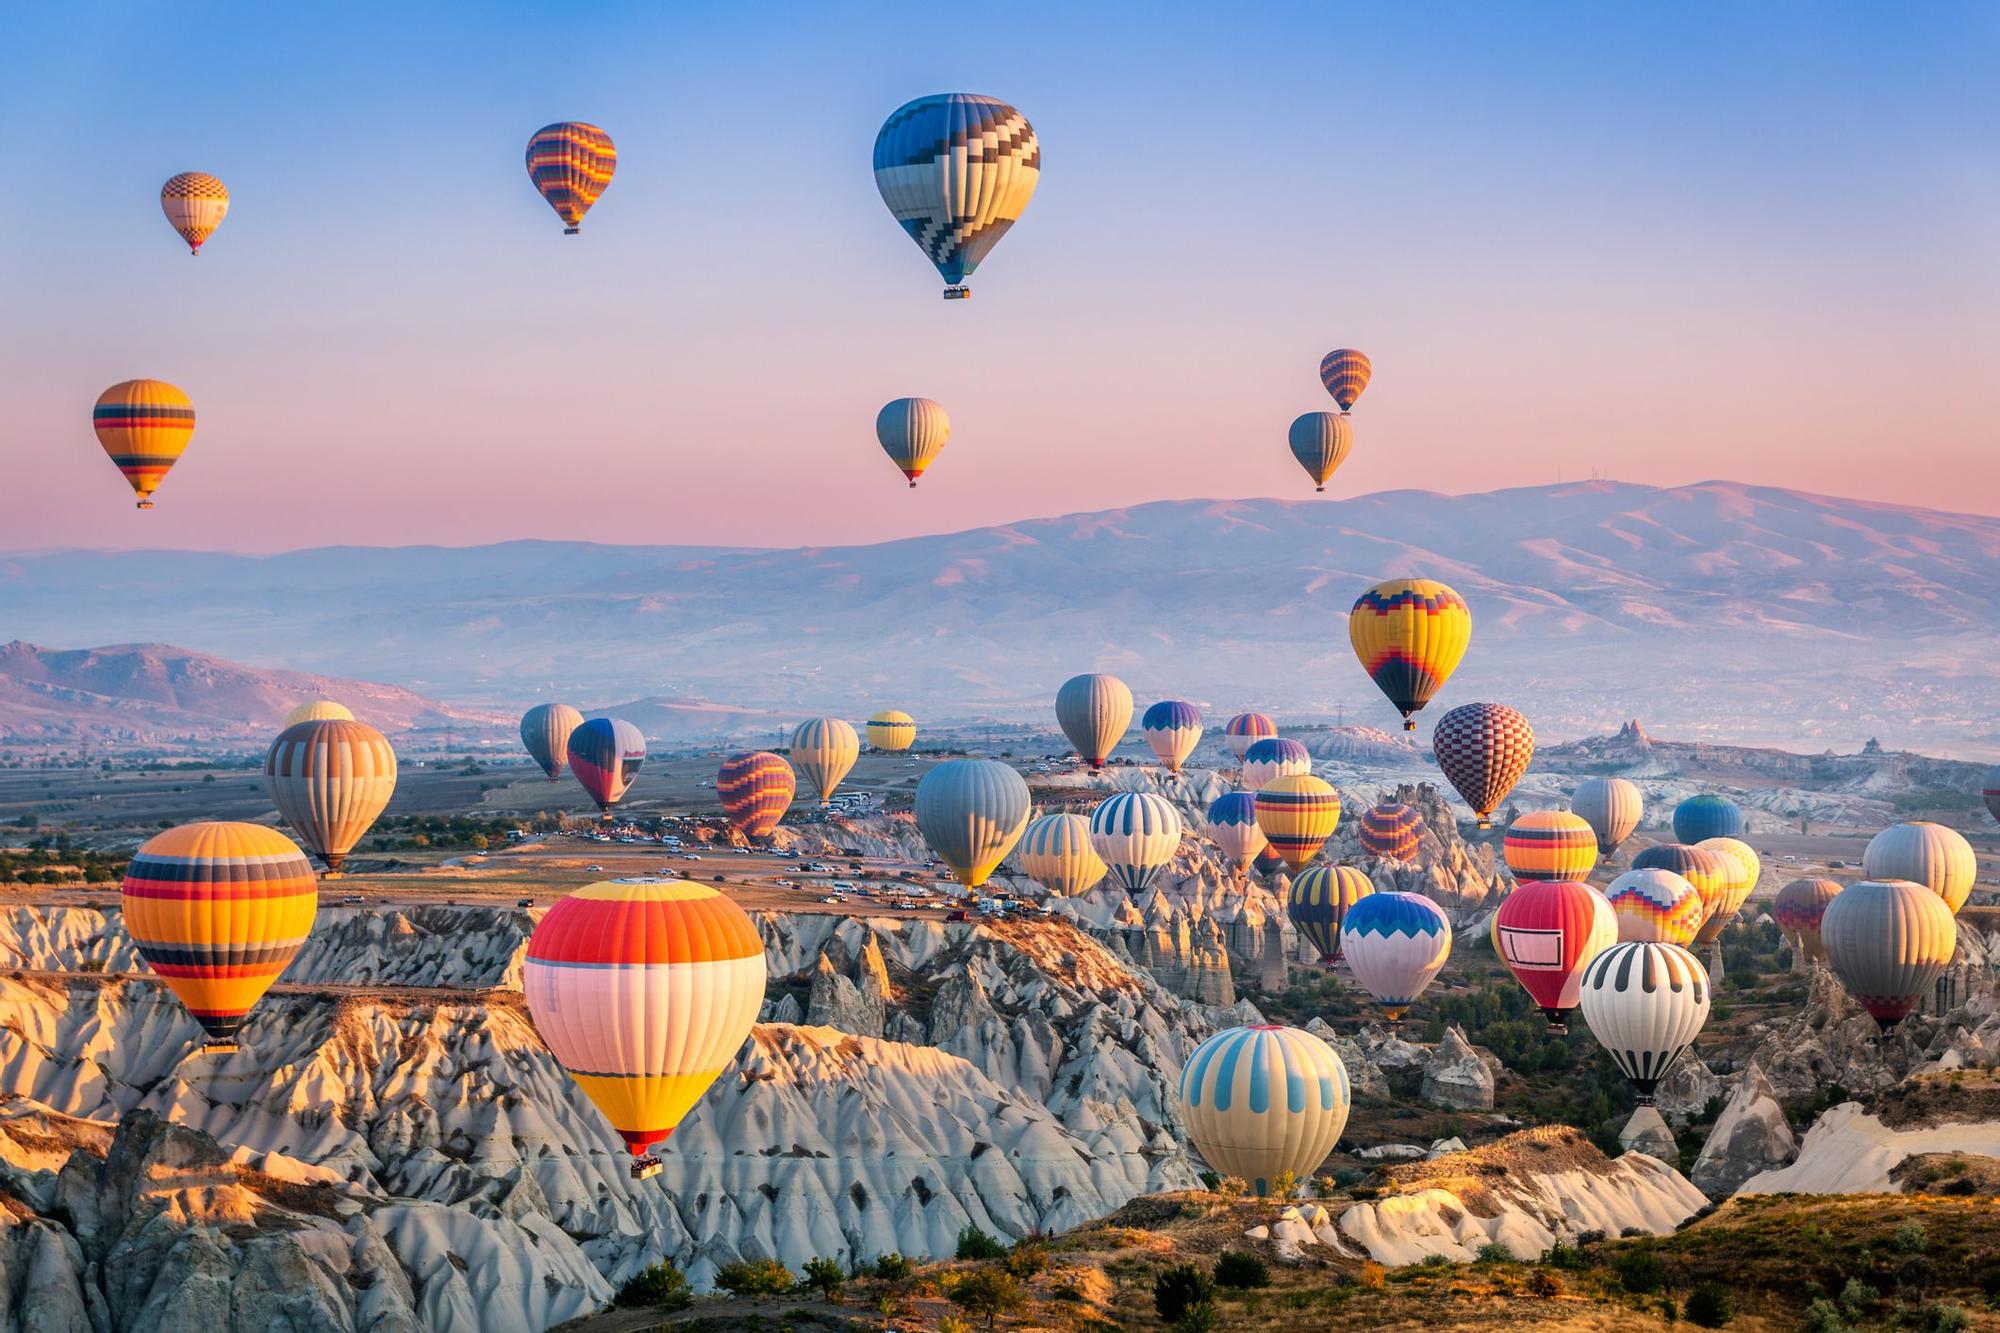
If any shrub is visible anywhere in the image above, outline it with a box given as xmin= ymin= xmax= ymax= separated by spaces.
xmin=1613 ymin=1248 xmax=1666 ymax=1294
xmin=1050 ymin=1269 xmax=1087 ymax=1302
xmin=1314 ymin=1174 xmax=1337 ymax=1198
xmin=714 ymin=1258 xmax=795 ymax=1298
xmin=1802 ymin=1300 xmax=1849 ymax=1333
xmin=1174 ymin=1301 xmax=1222 ymax=1333
xmin=1837 ymin=1277 xmax=1877 ymax=1320
xmin=954 ymin=1225 xmax=1006 ymax=1261
xmin=1474 ymin=1242 xmax=1512 ymax=1265
xmin=1004 ymin=1239 xmax=1048 ymax=1280
xmin=1216 ymin=1176 xmax=1247 ymax=1199
xmin=1541 ymin=1243 xmax=1588 ymax=1271
xmin=1213 ymin=1249 xmax=1269 ymax=1289
xmin=1684 ymin=1281 xmax=1733 ymax=1328
xmin=612 ymin=1261 xmax=692 ymax=1310
xmin=872 ymin=1252 xmax=912 ymax=1282
xmin=1154 ymin=1263 xmax=1217 ymax=1323
xmin=1358 ymin=1261 xmax=1386 ymax=1289
xmin=1527 ymin=1269 xmax=1563 ymax=1297
xmin=799 ymin=1256 xmax=845 ymax=1302
xmin=1922 ymin=1304 xmax=1971 ymax=1333
xmin=948 ymin=1269 xmax=1022 ymax=1328
xmin=1197 ymin=1170 xmax=1220 ymax=1191
xmin=1270 ymin=1168 xmax=1298 ymax=1199
xmin=1890 ymin=1220 xmax=1929 ymax=1254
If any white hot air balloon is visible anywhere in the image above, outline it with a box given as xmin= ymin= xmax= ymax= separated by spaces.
xmin=1577 ymin=941 xmax=1711 ymax=1104
xmin=1013 ymin=812 xmax=1108 ymax=897
xmin=1339 ymin=892 xmax=1452 ymax=1021
xmin=1088 ymin=792 xmax=1183 ymax=893
xmin=1176 ymin=1024 xmax=1351 ymax=1196
xmin=1862 ymin=822 xmax=1976 ymax=914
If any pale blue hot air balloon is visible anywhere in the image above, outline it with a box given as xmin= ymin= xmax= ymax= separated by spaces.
xmin=1088 ymin=792 xmax=1182 ymax=893
xmin=913 ymin=759 xmax=1030 ymax=890
xmin=873 ymin=94 xmax=1040 ymax=299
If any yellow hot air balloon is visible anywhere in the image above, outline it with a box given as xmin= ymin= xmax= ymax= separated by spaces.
xmin=1015 ymin=812 xmax=1108 ymax=897
xmin=1177 ymin=1025 xmax=1351 ymax=1196
xmin=122 ymin=822 xmax=317 ymax=1053
xmin=876 ymin=398 xmax=950 ymax=487
xmin=284 ymin=700 xmax=354 ymax=727
xmin=1693 ymin=837 xmax=1760 ymax=946
xmin=866 ymin=710 xmax=917 ymax=752
xmin=93 ymin=379 xmax=194 ymax=509
xmin=790 ymin=717 xmax=860 ymax=805
xmin=265 ymin=719 xmax=398 ymax=876
xmin=1319 ymin=348 xmax=1373 ymax=412
xmin=160 ymin=172 xmax=229 ymax=254
xmin=1254 ymin=774 xmax=1342 ymax=872
xmin=525 ymin=878 xmax=766 ymax=1178
xmin=1349 ymin=579 xmax=1471 ymax=730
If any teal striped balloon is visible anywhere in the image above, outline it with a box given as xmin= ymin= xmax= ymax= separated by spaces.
xmin=1176 ymin=1024 xmax=1351 ymax=1195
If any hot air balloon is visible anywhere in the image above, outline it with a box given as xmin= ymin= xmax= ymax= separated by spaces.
xmin=1252 ymin=846 xmax=1287 ymax=880
xmin=1255 ymin=775 xmax=1341 ymax=872
xmin=1863 ymin=822 xmax=1976 ymax=914
xmin=1693 ymin=837 xmax=1760 ymax=946
xmin=1177 ymin=1025 xmax=1351 ymax=1196
xmin=1088 ymin=792 xmax=1183 ymax=893
xmin=160 ymin=172 xmax=229 ymax=255
xmin=1503 ymin=811 xmax=1600 ymax=883
xmin=1142 ymin=700 xmax=1203 ymax=774
xmin=1288 ymin=865 xmax=1373 ymax=964
xmin=1358 ymin=802 xmax=1426 ymax=862
xmin=1015 ymin=812 xmax=1108 ymax=897
xmin=520 ymin=702 xmax=584 ymax=781
xmin=1671 ymin=795 xmax=1743 ymax=845
xmin=122 ymin=822 xmax=316 ymax=1052
xmin=866 ymin=709 xmax=917 ymax=752
xmin=1820 ymin=879 xmax=1956 ymax=1029
xmin=1572 ymin=778 xmax=1642 ymax=858
xmin=1605 ymin=868 xmax=1705 ymax=946
xmin=1341 ymin=893 xmax=1451 ymax=1021
xmin=1433 ymin=702 xmax=1533 ymax=829
xmin=525 ymin=878 xmax=764 ymax=1178
xmin=1774 ymin=878 xmax=1842 ymax=963
xmin=1983 ymin=765 xmax=2000 ymax=824
xmin=1577 ymin=942 xmax=1711 ymax=1104
xmin=1631 ymin=845 xmax=1731 ymax=931
xmin=1202 ymin=792 xmax=1269 ymax=874
xmin=1319 ymin=348 xmax=1372 ymax=412
xmin=569 ymin=717 xmax=646 ymax=812
xmin=1349 ymin=579 xmax=1471 ymax=731
xmin=790 ymin=717 xmax=860 ymax=806
xmin=717 ymin=752 xmax=796 ymax=839
xmin=1224 ymin=712 xmax=1277 ymax=761
xmin=1493 ymin=880 xmax=1617 ymax=1030
xmin=93 ymin=379 xmax=194 ymax=509
xmin=1241 ymin=737 xmax=1311 ymax=792
xmin=873 ymin=93 xmax=1039 ymax=299
xmin=1288 ymin=412 xmax=1352 ymax=493
xmin=265 ymin=719 xmax=397 ymax=876
xmin=875 ymin=398 xmax=949 ymax=487
xmin=915 ymin=759 xmax=1030 ymax=890
xmin=1055 ymin=674 xmax=1132 ymax=770
xmin=284 ymin=700 xmax=353 ymax=728
xmin=526 ymin=122 xmax=616 ymax=233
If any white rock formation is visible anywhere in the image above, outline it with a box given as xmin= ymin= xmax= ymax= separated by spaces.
xmin=1739 ymin=1103 xmax=2000 ymax=1195
xmin=1421 ymin=1027 xmax=1497 ymax=1111
xmin=1690 ymin=1063 xmax=1796 ymax=1197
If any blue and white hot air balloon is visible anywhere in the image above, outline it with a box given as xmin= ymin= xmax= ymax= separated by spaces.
xmin=1088 ymin=792 xmax=1183 ymax=893
xmin=1142 ymin=700 xmax=1203 ymax=774
xmin=873 ymin=93 xmax=1040 ymax=299
xmin=1240 ymin=737 xmax=1311 ymax=792
xmin=1339 ymin=891 xmax=1452 ymax=1020
xmin=1176 ymin=1025 xmax=1351 ymax=1196
xmin=1202 ymin=792 xmax=1268 ymax=872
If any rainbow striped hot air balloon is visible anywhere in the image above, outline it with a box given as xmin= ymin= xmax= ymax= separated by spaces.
xmin=790 ymin=717 xmax=859 ymax=806
xmin=1202 ymin=792 xmax=1268 ymax=874
xmin=1056 ymin=674 xmax=1133 ymax=770
xmin=1288 ymin=412 xmax=1353 ymax=493
xmin=1631 ymin=844 xmax=1730 ymax=933
xmin=876 ymin=399 xmax=950 ymax=487
xmin=1358 ymin=801 xmax=1426 ymax=862
xmin=1015 ymin=812 xmax=1107 ymax=897
xmin=1177 ymin=1025 xmax=1352 ymax=1196
xmin=1671 ymin=795 xmax=1743 ymax=845
xmin=93 ymin=379 xmax=194 ymax=509
xmin=122 ymin=822 xmax=317 ymax=1053
xmin=1572 ymin=778 xmax=1643 ymax=858
xmin=1863 ymin=822 xmax=1976 ymax=915
xmin=266 ymin=719 xmax=397 ymax=876
xmin=569 ymin=718 xmax=646 ymax=813
xmin=525 ymin=878 xmax=765 ymax=1178
xmin=160 ymin=172 xmax=230 ymax=254
xmin=1288 ymin=865 xmax=1374 ymax=964
xmin=866 ymin=710 xmax=917 ymax=752
xmin=915 ymin=759 xmax=1030 ymax=890
xmin=1223 ymin=712 xmax=1277 ymax=762
xmin=1775 ymin=877 xmax=1842 ymax=963
xmin=526 ymin=122 xmax=616 ymax=233
xmin=1340 ymin=892 xmax=1452 ymax=1021
xmin=1433 ymin=702 xmax=1534 ymax=829
xmin=1503 ymin=810 xmax=1600 ymax=883
xmin=1693 ymin=837 xmax=1761 ymax=946
xmin=1254 ymin=775 xmax=1341 ymax=872
xmin=285 ymin=700 xmax=353 ymax=728
xmin=874 ymin=93 xmax=1039 ymax=299
xmin=717 ymin=752 xmax=796 ymax=840
xmin=1349 ymin=579 xmax=1470 ymax=731
xmin=1319 ymin=348 xmax=1372 ymax=412
xmin=1493 ymin=880 xmax=1617 ymax=1030
xmin=1578 ymin=942 xmax=1711 ymax=1104
xmin=1142 ymin=700 xmax=1203 ymax=774
xmin=1240 ymin=737 xmax=1310 ymax=793
xmin=521 ymin=703 xmax=584 ymax=782
xmin=1605 ymin=868 xmax=1705 ymax=946
xmin=1088 ymin=792 xmax=1183 ymax=893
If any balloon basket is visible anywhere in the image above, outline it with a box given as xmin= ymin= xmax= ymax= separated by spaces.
xmin=563 ymin=226 xmax=580 ymax=235
xmin=631 ymin=1155 xmax=662 ymax=1181
xmin=1402 ymin=719 xmax=1415 ymax=732
xmin=942 ymin=285 xmax=970 ymax=300
xmin=201 ymin=1040 xmax=239 ymax=1055
xmin=136 ymin=500 xmax=154 ymax=510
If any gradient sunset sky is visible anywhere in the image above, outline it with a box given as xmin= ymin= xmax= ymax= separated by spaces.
xmin=6 ymin=2 xmax=1996 ymax=552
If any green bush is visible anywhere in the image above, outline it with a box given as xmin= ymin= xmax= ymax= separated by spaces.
xmin=948 ymin=1269 xmax=1022 ymax=1327
xmin=1269 ymin=1168 xmax=1298 ymax=1199
xmin=1004 ymin=1239 xmax=1048 ymax=1280
xmin=1613 ymin=1248 xmax=1665 ymax=1293
xmin=1473 ymin=1242 xmax=1512 ymax=1265
xmin=1154 ymin=1263 xmax=1216 ymax=1323
xmin=1213 ymin=1249 xmax=1269 ymax=1289
xmin=871 ymin=1252 xmax=912 ymax=1281
xmin=954 ymin=1225 xmax=1006 ymax=1261
xmin=1174 ymin=1301 xmax=1222 ymax=1333
xmin=1837 ymin=1277 xmax=1876 ymax=1320
xmin=1197 ymin=1170 xmax=1220 ymax=1191
xmin=799 ymin=1256 xmax=845 ymax=1302
xmin=1541 ymin=1243 xmax=1588 ymax=1271
xmin=1922 ymin=1303 xmax=1970 ymax=1333
xmin=1889 ymin=1220 xmax=1929 ymax=1254
xmin=1685 ymin=1280 xmax=1733 ymax=1328
xmin=713 ymin=1258 xmax=795 ymax=1298
xmin=612 ymin=1261 xmax=692 ymax=1310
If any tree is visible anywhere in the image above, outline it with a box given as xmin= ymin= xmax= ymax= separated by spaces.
xmin=612 ymin=1262 xmax=692 ymax=1310
xmin=713 ymin=1258 xmax=794 ymax=1298
xmin=949 ymin=1269 xmax=1022 ymax=1330
xmin=1174 ymin=1302 xmax=1222 ymax=1333
xmin=1213 ymin=1250 xmax=1269 ymax=1289
xmin=799 ymin=1256 xmax=845 ymax=1303
xmin=1154 ymin=1264 xmax=1216 ymax=1323
xmin=955 ymin=1225 xmax=1006 ymax=1261
xmin=1685 ymin=1281 xmax=1733 ymax=1327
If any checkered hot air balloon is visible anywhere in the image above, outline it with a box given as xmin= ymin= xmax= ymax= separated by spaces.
xmin=915 ymin=759 xmax=1030 ymax=890
xmin=874 ymin=93 xmax=1039 ymax=299
xmin=1287 ymin=865 xmax=1373 ymax=964
xmin=1089 ymin=792 xmax=1183 ymax=893
xmin=160 ymin=172 xmax=229 ymax=254
xmin=1492 ymin=880 xmax=1617 ymax=1030
xmin=1349 ymin=579 xmax=1471 ymax=731
xmin=1605 ymin=868 xmax=1705 ymax=946
xmin=525 ymin=878 xmax=765 ymax=1178
xmin=1015 ymin=812 xmax=1107 ymax=897
xmin=1177 ymin=1025 xmax=1351 ymax=1197
xmin=1578 ymin=942 xmax=1711 ymax=1104
xmin=1358 ymin=802 xmax=1426 ymax=862
xmin=520 ymin=703 xmax=584 ymax=782
xmin=265 ymin=719 xmax=397 ymax=876
xmin=1254 ymin=774 xmax=1341 ymax=872
xmin=790 ymin=717 xmax=859 ymax=806
xmin=1288 ymin=412 xmax=1353 ymax=493
xmin=569 ymin=717 xmax=646 ymax=812
xmin=525 ymin=122 xmax=616 ymax=233
xmin=1142 ymin=700 xmax=1203 ymax=774
xmin=1223 ymin=712 xmax=1277 ymax=762
xmin=717 ymin=752 xmax=796 ymax=840
xmin=1319 ymin=348 xmax=1372 ymax=412
xmin=1503 ymin=810 xmax=1599 ymax=883
xmin=93 ymin=379 xmax=194 ymax=509
xmin=875 ymin=399 xmax=949 ymax=487
xmin=1432 ymin=702 xmax=1534 ymax=829
xmin=1774 ymin=878 xmax=1841 ymax=962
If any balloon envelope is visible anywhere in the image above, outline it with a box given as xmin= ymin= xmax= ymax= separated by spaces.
xmin=1605 ymin=868 xmax=1705 ymax=946
xmin=1350 ymin=579 xmax=1471 ymax=730
xmin=1141 ymin=700 xmax=1203 ymax=773
xmin=1288 ymin=865 xmax=1373 ymax=964
xmin=1241 ymin=737 xmax=1311 ymax=792
xmin=1822 ymin=879 xmax=1957 ymax=1028
xmin=876 ymin=398 xmax=949 ymax=485
xmin=1503 ymin=810 xmax=1600 ymax=883
xmin=1288 ymin=412 xmax=1352 ymax=491
xmin=873 ymin=93 xmax=1039 ymax=292
xmin=717 ymin=752 xmax=796 ymax=839
xmin=1774 ymin=877 xmax=1842 ymax=962
xmin=521 ymin=703 xmax=584 ymax=781
xmin=1578 ymin=942 xmax=1711 ymax=1103
xmin=1089 ymin=792 xmax=1183 ymax=893
xmin=160 ymin=172 xmax=228 ymax=254
xmin=1433 ymin=702 xmax=1534 ymax=827
xmin=526 ymin=122 xmax=616 ymax=232
xmin=1631 ymin=845 xmax=1731 ymax=931
xmin=866 ymin=710 xmax=917 ymax=752
xmin=1493 ymin=880 xmax=1617 ymax=1025
xmin=790 ymin=717 xmax=860 ymax=805
xmin=1359 ymin=802 xmax=1426 ymax=861
xmin=1572 ymin=778 xmax=1642 ymax=856
xmin=1015 ymin=812 xmax=1107 ymax=897
xmin=1983 ymin=765 xmax=2000 ymax=824
xmin=285 ymin=700 xmax=353 ymax=728
xmin=1693 ymin=837 xmax=1761 ymax=946
xmin=1319 ymin=348 xmax=1372 ymax=411
xmin=1055 ymin=674 xmax=1133 ymax=769
xmin=93 ymin=379 xmax=194 ymax=509
xmin=1340 ymin=892 xmax=1452 ymax=1019
xmin=1671 ymin=795 xmax=1743 ymax=845
xmin=1254 ymin=774 xmax=1341 ymax=871
xmin=1177 ymin=1025 xmax=1351 ymax=1195
xmin=266 ymin=719 xmax=397 ymax=875
xmin=570 ymin=718 xmax=646 ymax=812
xmin=1223 ymin=712 xmax=1277 ymax=761
xmin=914 ymin=759 xmax=1030 ymax=889
xmin=1863 ymin=822 xmax=1975 ymax=914
xmin=1202 ymin=792 xmax=1268 ymax=871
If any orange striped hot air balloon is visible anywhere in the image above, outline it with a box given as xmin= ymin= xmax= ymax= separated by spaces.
xmin=717 ymin=752 xmax=796 ymax=839
xmin=93 ymin=379 xmax=194 ymax=509
xmin=1503 ymin=810 xmax=1600 ymax=883
xmin=1319 ymin=348 xmax=1372 ymax=412
xmin=526 ymin=122 xmax=617 ymax=233
xmin=265 ymin=719 xmax=398 ymax=876
xmin=525 ymin=878 xmax=766 ymax=1178
xmin=121 ymin=822 xmax=318 ymax=1053
xmin=1349 ymin=579 xmax=1471 ymax=731
xmin=1254 ymin=774 xmax=1342 ymax=871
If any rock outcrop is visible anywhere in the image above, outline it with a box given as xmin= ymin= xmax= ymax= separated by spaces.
xmin=1690 ymin=1063 xmax=1796 ymax=1197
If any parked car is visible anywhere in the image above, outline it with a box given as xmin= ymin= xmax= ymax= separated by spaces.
xmin=340 ymin=894 xmax=366 ymax=905
xmin=516 ymin=898 xmax=534 ymax=908
xmin=585 ymin=864 xmax=603 ymax=872
xmin=946 ymin=909 xmax=969 ymax=923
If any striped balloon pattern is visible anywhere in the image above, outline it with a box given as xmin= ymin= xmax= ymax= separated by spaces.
xmin=1358 ymin=802 xmax=1425 ymax=862
xmin=526 ymin=122 xmax=616 ymax=232
xmin=1349 ymin=579 xmax=1471 ymax=730
xmin=1863 ymin=821 xmax=1976 ymax=914
xmin=866 ymin=709 xmax=917 ymax=752
xmin=1055 ymin=674 xmax=1132 ymax=769
xmin=1252 ymin=846 xmax=1287 ymax=880
xmin=1142 ymin=700 xmax=1203 ymax=774
xmin=1774 ymin=877 xmax=1842 ymax=962
xmin=1671 ymin=795 xmax=1743 ymax=845
xmin=285 ymin=700 xmax=353 ymax=727
xmin=1223 ymin=712 xmax=1278 ymax=761
xmin=1493 ymin=880 xmax=1617 ymax=1026
xmin=1254 ymin=774 xmax=1341 ymax=871
xmin=93 ymin=379 xmax=194 ymax=509
xmin=524 ymin=879 xmax=765 ymax=1174
xmin=1822 ymin=879 xmax=1957 ymax=1028
xmin=570 ymin=717 xmax=646 ymax=812
xmin=1015 ymin=812 xmax=1108 ymax=897
xmin=790 ymin=717 xmax=860 ymax=805
xmin=914 ymin=759 xmax=1030 ymax=889
xmin=1503 ymin=810 xmax=1600 ymax=883
xmin=875 ymin=398 xmax=950 ymax=486
xmin=265 ymin=719 xmax=397 ymax=875
xmin=1202 ymin=792 xmax=1269 ymax=871
xmin=1287 ymin=865 xmax=1373 ymax=963
xmin=1319 ymin=348 xmax=1373 ymax=412
xmin=1340 ymin=892 xmax=1452 ymax=1019
xmin=521 ymin=702 xmax=584 ymax=781
xmin=1578 ymin=942 xmax=1711 ymax=1103
xmin=1631 ymin=845 xmax=1730 ymax=932
xmin=1177 ymin=1025 xmax=1351 ymax=1195
xmin=1288 ymin=412 xmax=1353 ymax=492
xmin=873 ymin=93 xmax=1039 ymax=293
xmin=1240 ymin=737 xmax=1311 ymax=792
xmin=1433 ymin=702 xmax=1534 ymax=828
xmin=1693 ymin=837 xmax=1761 ymax=946
xmin=1605 ymin=868 xmax=1705 ymax=946
xmin=1572 ymin=777 xmax=1642 ymax=857
xmin=716 ymin=752 xmax=796 ymax=839
xmin=160 ymin=172 xmax=229 ymax=254
xmin=1088 ymin=792 xmax=1183 ymax=893
xmin=122 ymin=822 xmax=317 ymax=1049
